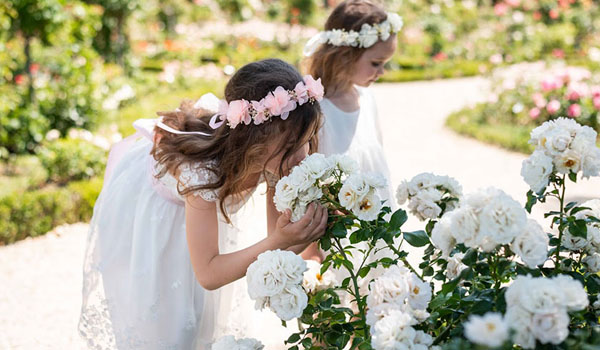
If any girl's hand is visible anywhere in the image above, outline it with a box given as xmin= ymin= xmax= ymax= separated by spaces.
xmin=272 ymin=203 xmax=328 ymax=248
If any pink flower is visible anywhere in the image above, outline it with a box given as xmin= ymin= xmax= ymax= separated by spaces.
xmin=591 ymin=85 xmax=600 ymax=98
xmin=505 ymin=0 xmax=520 ymax=7
xmin=529 ymin=107 xmax=541 ymax=119
xmin=303 ymin=75 xmax=324 ymax=101
xmin=494 ymin=3 xmax=509 ymax=16
xmin=541 ymin=77 xmax=563 ymax=92
xmin=294 ymin=81 xmax=309 ymax=105
xmin=549 ymin=8 xmax=559 ymax=19
xmin=567 ymin=103 xmax=581 ymax=118
xmin=14 ymin=74 xmax=25 ymax=85
xmin=532 ymin=93 xmax=547 ymax=108
xmin=226 ymin=99 xmax=250 ymax=128
xmin=264 ymin=86 xmax=296 ymax=119
xmin=552 ymin=49 xmax=565 ymax=58
xmin=546 ymin=100 xmax=561 ymax=114
xmin=251 ymin=99 xmax=270 ymax=125
xmin=566 ymin=82 xmax=588 ymax=101
xmin=593 ymin=96 xmax=600 ymax=110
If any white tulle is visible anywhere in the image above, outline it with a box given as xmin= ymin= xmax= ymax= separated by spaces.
xmin=78 ymin=119 xmax=273 ymax=349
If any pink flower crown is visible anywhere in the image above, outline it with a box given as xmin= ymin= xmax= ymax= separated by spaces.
xmin=209 ymin=75 xmax=325 ymax=129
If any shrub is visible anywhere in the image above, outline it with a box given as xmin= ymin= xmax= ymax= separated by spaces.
xmin=37 ymin=138 xmax=107 ymax=185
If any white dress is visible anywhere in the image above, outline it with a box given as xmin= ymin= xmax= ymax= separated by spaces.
xmin=78 ymin=119 xmax=270 ymax=350
xmin=318 ymin=86 xmax=395 ymax=207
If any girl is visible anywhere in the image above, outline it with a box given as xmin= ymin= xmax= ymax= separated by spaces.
xmin=78 ymin=59 xmax=327 ymax=350
xmin=305 ymin=0 xmax=402 ymax=207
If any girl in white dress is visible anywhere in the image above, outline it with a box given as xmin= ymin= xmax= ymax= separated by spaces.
xmin=78 ymin=59 xmax=327 ymax=350
xmin=304 ymin=0 xmax=403 ymax=206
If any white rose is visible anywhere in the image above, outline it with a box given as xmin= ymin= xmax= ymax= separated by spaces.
xmin=464 ymin=312 xmax=509 ymax=348
xmin=413 ymin=330 xmax=433 ymax=347
xmin=561 ymin=229 xmax=588 ymax=251
xmin=297 ymin=186 xmax=322 ymax=206
xmin=407 ymin=173 xmax=436 ymax=195
xmin=406 ymin=274 xmax=432 ymax=310
xmin=358 ymin=23 xmax=379 ymax=48
xmin=377 ymin=22 xmax=391 ymax=41
xmin=543 ymin=128 xmax=573 ymax=156
xmin=278 ymin=250 xmax=308 ymax=284
xmin=521 ymin=150 xmax=554 ymax=193
xmin=505 ymin=275 xmax=533 ymax=307
xmin=302 ymin=260 xmax=337 ymax=293
xmin=440 ymin=175 xmax=463 ymax=197
xmin=448 ymin=206 xmax=480 ymax=248
xmin=345 ymin=31 xmax=360 ymax=46
xmin=247 ymin=252 xmax=287 ymax=298
xmin=530 ymin=311 xmax=569 ymax=345
xmin=446 ymin=252 xmax=467 ymax=279
xmin=353 ymin=190 xmax=382 ymax=221
xmin=552 ymin=275 xmax=588 ymax=311
xmin=212 ymin=335 xmax=238 ymax=350
xmin=584 ymin=252 xmax=600 ymax=273
xmin=511 ymin=219 xmax=549 ymax=268
xmin=332 ymin=154 xmax=359 ymax=174
xmin=236 ymin=338 xmax=264 ymax=350
xmin=367 ymin=265 xmax=410 ymax=308
xmin=478 ymin=189 xmax=527 ymax=246
xmin=299 ymin=153 xmax=333 ymax=181
xmin=274 ymin=176 xmax=297 ymax=212
xmin=554 ymin=149 xmax=582 ymax=174
xmin=288 ymin=166 xmax=314 ymax=193
xmin=408 ymin=188 xmax=443 ymax=220
xmin=396 ymin=181 xmax=410 ymax=205
xmin=366 ymin=302 xmax=398 ymax=327
xmin=269 ymin=285 xmax=308 ymax=321
xmin=505 ymin=305 xmax=535 ymax=349
xmin=431 ymin=215 xmax=456 ymax=257
xmin=371 ymin=310 xmax=417 ymax=350
xmin=580 ymin=147 xmax=600 ymax=178
xmin=364 ymin=172 xmax=387 ymax=189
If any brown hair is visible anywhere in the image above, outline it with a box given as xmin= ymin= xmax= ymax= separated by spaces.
xmin=307 ymin=0 xmax=387 ymax=96
xmin=151 ymin=59 xmax=322 ymax=222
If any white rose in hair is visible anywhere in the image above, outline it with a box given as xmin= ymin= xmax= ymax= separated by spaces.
xmin=521 ymin=150 xmax=553 ymax=193
xmin=358 ymin=23 xmax=379 ymax=48
xmin=378 ymin=22 xmax=391 ymax=41
xmin=510 ymin=219 xmax=548 ymax=268
xmin=352 ymin=190 xmax=382 ymax=221
xmin=327 ymin=29 xmax=345 ymax=46
xmin=387 ymin=13 xmax=404 ymax=32
xmin=269 ymin=285 xmax=308 ymax=321
xmin=464 ymin=313 xmax=509 ymax=348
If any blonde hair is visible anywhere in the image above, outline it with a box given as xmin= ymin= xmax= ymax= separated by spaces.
xmin=307 ymin=0 xmax=387 ymax=96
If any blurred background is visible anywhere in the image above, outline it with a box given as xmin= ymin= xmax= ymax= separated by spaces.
xmin=1 ymin=0 xmax=600 ymax=348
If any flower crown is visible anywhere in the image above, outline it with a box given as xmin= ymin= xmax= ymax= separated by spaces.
xmin=303 ymin=13 xmax=403 ymax=57
xmin=209 ymin=75 xmax=324 ymax=129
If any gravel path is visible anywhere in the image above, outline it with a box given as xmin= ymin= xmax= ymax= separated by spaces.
xmin=2 ymin=76 xmax=599 ymax=349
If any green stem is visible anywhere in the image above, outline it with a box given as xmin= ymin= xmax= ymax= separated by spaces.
xmin=332 ymin=237 xmax=368 ymax=336
xmin=554 ymin=175 xmax=567 ymax=273
xmin=387 ymin=243 xmax=423 ymax=279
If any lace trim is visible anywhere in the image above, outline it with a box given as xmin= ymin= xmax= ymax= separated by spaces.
xmin=178 ymin=161 xmax=219 ymax=202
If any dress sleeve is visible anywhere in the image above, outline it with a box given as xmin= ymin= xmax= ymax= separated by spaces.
xmin=178 ymin=162 xmax=219 ymax=202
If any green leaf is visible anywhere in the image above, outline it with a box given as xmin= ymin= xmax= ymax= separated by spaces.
xmin=568 ymin=172 xmax=578 ymax=183
xmin=332 ymin=222 xmax=347 ymax=238
xmin=358 ymin=266 xmax=371 ymax=278
xmin=525 ymin=190 xmax=537 ymax=213
xmin=461 ymin=248 xmax=478 ymax=265
xmin=286 ymin=333 xmax=301 ymax=344
xmin=320 ymin=237 xmax=331 ymax=251
xmin=390 ymin=209 xmax=408 ymax=230
xmin=570 ymin=206 xmax=591 ymax=215
xmin=403 ymin=230 xmax=430 ymax=247
xmin=569 ymin=219 xmax=588 ymax=239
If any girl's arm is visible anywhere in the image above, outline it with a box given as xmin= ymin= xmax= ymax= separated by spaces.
xmin=266 ymin=186 xmax=324 ymax=261
xmin=186 ymin=195 xmax=327 ymax=291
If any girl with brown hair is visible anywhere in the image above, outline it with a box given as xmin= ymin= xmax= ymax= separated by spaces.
xmin=305 ymin=0 xmax=402 ymax=207
xmin=79 ymin=59 xmax=327 ymax=349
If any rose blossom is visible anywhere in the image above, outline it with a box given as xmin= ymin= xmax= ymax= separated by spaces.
xmin=546 ymin=99 xmax=561 ymax=114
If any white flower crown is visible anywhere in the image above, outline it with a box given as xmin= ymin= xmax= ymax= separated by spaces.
xmin=303 ymin=13 xmax=403 ymax=57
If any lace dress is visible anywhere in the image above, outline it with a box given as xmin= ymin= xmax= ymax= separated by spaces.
xmin=78 ymin=119 xmax=265 ymax=350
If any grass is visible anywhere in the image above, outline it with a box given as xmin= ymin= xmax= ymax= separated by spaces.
xmin=445 ymin=105 xmax=535 ymax=154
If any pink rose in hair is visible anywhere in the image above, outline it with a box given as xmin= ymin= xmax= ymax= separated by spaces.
xmin=252 ymin=99 xmax=270 ymax=125
xmin=264 ymin=86 xmax=296 ymax=119
xmin=217 ymin=99 xmax=229 ymax=123
xmin=529 ymin=107 xmax=541 ymax=119
xmin=294 ymin=81 xmax=309 ymax=105
xmin=546 ymin=100 xmax=561 ymax=114
xmin=226 ymin=99 xmax=250 ymax=128
xmin=303 ymin=75 xmax=324 ymax=101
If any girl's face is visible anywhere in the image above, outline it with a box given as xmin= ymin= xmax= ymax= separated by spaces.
xmin=264 ymin=138 xmax=310 ymax=175
xmin=351 ymin=34 xmax=397 ymax=87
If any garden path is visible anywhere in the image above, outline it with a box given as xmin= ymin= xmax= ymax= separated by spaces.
xmin=2 ymin=76 xmax=600 ymax=349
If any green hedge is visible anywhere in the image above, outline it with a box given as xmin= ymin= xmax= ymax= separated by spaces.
xmin=0 ymin=177 xmax=102 ymax=245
